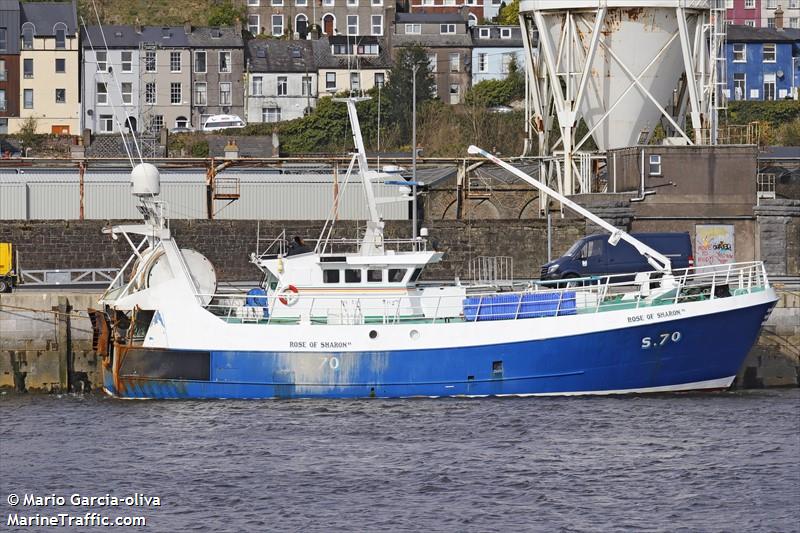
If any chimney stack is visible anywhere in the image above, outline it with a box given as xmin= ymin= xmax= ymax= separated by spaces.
xmin=184 ymin=21 xmax=192 ymax=35
xmin=235 ymin=17 xmax=242 ymax=34
xmin=776 ymin=5 xmax=785 ymax=30
xmin=134 ymin=18 xmax=142 ymax=34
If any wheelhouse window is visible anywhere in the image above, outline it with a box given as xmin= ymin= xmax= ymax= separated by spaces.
xmin=388 ymin=269 xmax=406 ymax=283
xmin=409 ymin=268 xmax=423 ymax=282
xmin=367 ymin=270 xmax=383 ymax=283
xmin=344 ymin=269 xmax=361 ymax=283
xmin=323 ymin=270 xmax=340 ymax=283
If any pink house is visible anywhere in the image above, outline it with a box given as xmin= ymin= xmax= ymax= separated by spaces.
xmin=727 ymin=0 xmax=762 ymax=27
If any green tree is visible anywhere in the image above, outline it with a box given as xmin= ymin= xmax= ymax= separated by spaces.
xmin=207 ymin=1 xmax=245 ymax=27
xmin=497 ymin=0 xmax=519 ymax=25
xmin=465 ymin=57 xmax=524 ymax=107
xmin=383 ymin=45 xmax=436 ymax=143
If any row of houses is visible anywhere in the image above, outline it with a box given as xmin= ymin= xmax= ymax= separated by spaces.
xmin=727 ymin=0 xmax=800 ymax=28
xmin=0 ymin=0 xmax=797 ymax=136
xmin=0 ymin=1 xmax=524 ymax=135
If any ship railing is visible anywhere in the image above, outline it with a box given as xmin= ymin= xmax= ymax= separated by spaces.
xmin=201 ymin=261 xmax=769 ymax=325
xmin=254 ymin=235 xmax=428 ymax=262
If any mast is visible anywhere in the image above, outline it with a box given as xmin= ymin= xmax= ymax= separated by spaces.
xmin=468 ymin=145 xmax=673 ymax=275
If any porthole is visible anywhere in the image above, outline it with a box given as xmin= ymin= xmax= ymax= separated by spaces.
xmin=369 ymin=330 xmax=378 ymax=339
xmin=409 ymin=329 xmax=420 ymax=340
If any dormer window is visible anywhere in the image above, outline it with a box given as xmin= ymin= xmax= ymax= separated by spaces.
xmin=478 ymin=27 xmax=490 ymax=39
xmin=54 ymin=22 xmax=67 ymax=49
xmin=21 ymin=22 xmax=34 ymax=49
xmin=500 ymin=27 xmax=512 ymax=39
xmin=211 ymin=28 xmax=222 ymax=39
xmin=440 ymin=24 xmax=456 ymax=34
xmin=161 ymin=27 xmax=171 ymax=39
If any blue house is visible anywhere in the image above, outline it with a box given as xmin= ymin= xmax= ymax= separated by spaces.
xmin=726 ymin=25 xmax=800 ymax=101
xmin=471 ymin=25 xmax=525 ymax=86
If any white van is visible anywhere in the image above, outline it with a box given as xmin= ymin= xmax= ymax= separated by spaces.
xmin=202 ymin=115 xmax=246 ymax=132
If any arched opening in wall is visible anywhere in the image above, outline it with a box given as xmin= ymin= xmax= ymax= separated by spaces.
xmin=175 ymin=116 xmax=188 ymax=129
xmin=518 ymin=196 xmax=541 ymax=219
xmin=323 ymin=14 xmax=335 ymax=35
xmin=296 ymin=14 xmax=309 ymax=39
xmin=465 ymin=199 xmax=500 ymax=220
xmin=468 ymin=14 xmax=478 ymax=27
xmin=21 ymin=22 xmax=35 ymax=50
xmin=125 ymin=117 xmax=137 ymax=132
xmin=441 ymin=199 xmax=458 ymax=220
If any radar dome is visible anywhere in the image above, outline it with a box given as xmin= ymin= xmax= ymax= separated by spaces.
xmin=131 ymin=162 xmax=161 ymax=196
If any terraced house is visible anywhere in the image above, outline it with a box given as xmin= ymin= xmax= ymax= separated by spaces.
xmin=0 ymin=0 xmax=21 ymax=134
xmin=244 ymin=0 xmax=394 ymax=39
xmin=13 ymin=0 xmax=79 ymax=134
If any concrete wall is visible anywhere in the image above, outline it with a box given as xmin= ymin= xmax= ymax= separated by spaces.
xmin=0 ymin=292 xmax=100 ymax=392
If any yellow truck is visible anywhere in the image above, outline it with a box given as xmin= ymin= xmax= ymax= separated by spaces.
xmin=0 ymin=243 xmax=17 ymax=292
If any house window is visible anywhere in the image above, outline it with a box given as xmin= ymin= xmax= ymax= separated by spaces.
xmin=405 ymin=24 xmax=421 ymax=34
xmin=21 ymin=23 xmax=33 ymax=49
xmin=248 ymin=0 xmax=259 ymax=5
xmin=478 ymin=53 xmax=488 ymax=73
xmin=0 ymin=89 xmax=6 ymax=110
xmin=99 ymin=114 xmax=113 ymax=132
xmin=323 ymin=0 xmax=334 ymax=5
xmin=277 ymin=76 xmax=288 ymax=96
xmin=23 ymin=89 xmax=33 ymax=109
xmin=175 ymin=116 xmax=188 ymax=128
xmin=54 ymin=23 xmax=66 ymax=49
xmin=745 ymin=20 xmax=756 ymax=27
xmin=195 ymin=82 xmax=207 ymax=105
xmin=763 ymin=43 xmax=776 ymax=62
xmin=262 ymin=106 xmax=281 ymax=122
xmin=449 ymin=84 xmax=459 ymax=104
xmin=372 ymin=15 xmax=383 ymax=36
xmin=648 ymin=155 xmax=662 ymax=176
xmin=23 ymin=58 xmax=33 ymax=78
xmin=272 ymin=14 xmax=284 ymax=36
xmin=220 ymin=82 xmax=232 ymax=105
xmin=145 ymin=82 xmax=156 ymax=104
xmin=348 ymin=0 xmax=357 ymax=5
xmin=145 ymin=50 xmax=156 ymax=72
xmin=500 ymin=27 xmax=511 ymax=39
xmin=347 ymin=15 xmax=358 ymax=35
xmin=326 ymin=72 xmax=336 ymax=90
xmin=96 ymin=51 xmax=107 ymax=72
xmin=0 ymin=28 xmax=6 ymax=52
xmin=372 ymin=0 xmax=382 ymax=5
xmin=302 ymin=76 xmax=313 ymax=96
xmin=745 ymin=0 xmax=755 ymax=7
xmin=252 ymin=76 xmax=263 ymax=96
xmin=763 ymin=73 xmax=776 ymax=100
xmin=296 ymin=14 xmax=309 ymax=36
xmin=96 ymin=82 xmax=108 ymax=104
xmin=766 ymin=0 xmax=777 ymax=8
xmin=170 ymin=51 xmax=182 ymax=72
xmin=479 ymin=27 xmax=490 ymax=38
xmin=0 ymin=60 xmax=5 ymax=81
xmin=248 ymin=15 xmax=260 ymax=35
xmin=297 ymin=0 xmax=308 ymax=5
xmin=733 ymin=73 xmax=746 ymax=100
xmin=440 ymin=24 xmax=456 ymax=34
xmin=195 ymin=51 xmax=207 ymax=73
xmin=272 ymin=0 xmax=284 ymax=5
xmin=733 ymin=43 xmax=746 ymax=62
xmin=790 ymin=17 xmax=799 ymax=28
xmin=767 ymin=17 xmax=775 ymax=28
xmin=121 ymin=51 xmax=131 ymax=72
xmin=502 ymin=53 xmax=514 ymax=73
xmin=219 ymin=51 xmax=231 ymax=73
xmin=171 ymin=82 xmax=182 ymax=104
xmin=428 ymin=53 xmax=437 ymax=72
xmin=449 ymin=52 xmax=460 ymax=72
xmin=350 ymin=72 xmax=360 ymax=91
xmin=374 ymin=72 xmax=384 ymax=87
xmin=151 ymin=115 xmax=164 ymax=133
xmin=55 ymin=88 xmax=66 ymax=103
xmin=120 ymin=82 xmax=132 ymax=104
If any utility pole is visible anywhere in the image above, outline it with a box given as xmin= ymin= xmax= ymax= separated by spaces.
xmin=412 ymin=63 xmax=419 ymax=241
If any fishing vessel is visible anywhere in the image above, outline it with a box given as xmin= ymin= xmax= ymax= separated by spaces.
xmin=90 ymin=99 xmax=778 ymax=399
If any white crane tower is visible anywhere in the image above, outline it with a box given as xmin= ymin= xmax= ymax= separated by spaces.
xmin=518 ymin=0 xmax=727 ymax=204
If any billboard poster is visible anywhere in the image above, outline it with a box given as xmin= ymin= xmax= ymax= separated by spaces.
xmin=695 ymin=225 xmax=735 ymax=267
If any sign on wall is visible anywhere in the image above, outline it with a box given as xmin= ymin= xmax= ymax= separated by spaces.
xmin=695 ymin=225 xmax=735 ymax=266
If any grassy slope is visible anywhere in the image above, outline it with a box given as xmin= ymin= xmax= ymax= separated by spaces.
xmin=77 ymin=0 xmax=218 ymax=26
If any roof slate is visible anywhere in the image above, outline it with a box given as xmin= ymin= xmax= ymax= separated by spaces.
xmin=81 ymin=25 xmax=243 ymax=49
xmin=21 ymin=1 xmax=77 ymax=36
xmin=397 ymin=12 xmax=468 ymax=23
xmin=312 ymin=36 xmax=392 ymax=69
xmin=247 ymin=39 xmax=315 ymax=73
xmin=727 ymin=25 xmax=800 ymax=43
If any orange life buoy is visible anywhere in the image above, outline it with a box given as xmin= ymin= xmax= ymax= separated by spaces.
xmin=279 ymin=284 xmax=299 ymax=306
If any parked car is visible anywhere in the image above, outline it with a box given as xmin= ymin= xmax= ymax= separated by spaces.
xmin=201 ymin=115 xmax=246 ymax=132
xmin=540 ymin=232 xmax=694 ymax=281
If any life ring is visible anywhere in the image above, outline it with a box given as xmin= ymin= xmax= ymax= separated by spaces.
xmin=278 ymin=285 xmax=299 ymax=306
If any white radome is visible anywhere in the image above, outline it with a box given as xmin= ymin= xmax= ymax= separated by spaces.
xmin=131 ymin=162 xmax=161 ymax=197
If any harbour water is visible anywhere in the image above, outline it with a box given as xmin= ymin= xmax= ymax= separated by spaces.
xmin=1 ymin=390 xmax=798 ymax=532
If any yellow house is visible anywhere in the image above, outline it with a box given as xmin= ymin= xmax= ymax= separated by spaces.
xmin=9 ymin=1 xmax=79 ymax=134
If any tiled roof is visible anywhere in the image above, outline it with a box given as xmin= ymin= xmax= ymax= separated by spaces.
xmin=21 ymin=1 xmax=77 ymax=36
xmin=313 ymin=36 xmax=392 ymax=69
xmin=726 ymin=25 xmax=800 ymax=43
xmin=247 ymin=39 xmax=315 ymax=73
xmin=397 ymin=12 xmax=468 ymax=23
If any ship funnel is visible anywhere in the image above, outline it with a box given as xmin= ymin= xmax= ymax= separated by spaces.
xmin=131 ymin=163 xmax=161 ymax=197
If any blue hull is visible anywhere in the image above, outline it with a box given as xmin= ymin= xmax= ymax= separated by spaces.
xmin=104 ymin=302 xmax=773 ymax=399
